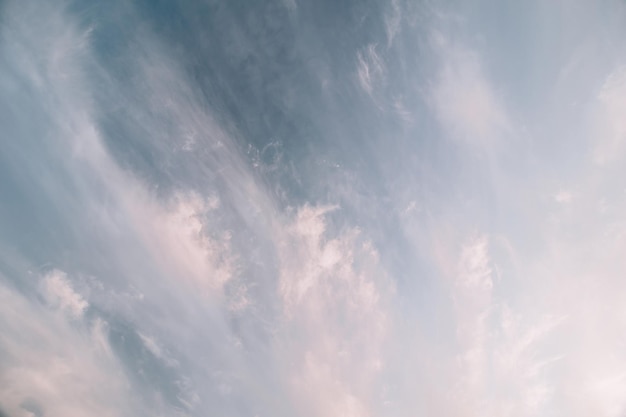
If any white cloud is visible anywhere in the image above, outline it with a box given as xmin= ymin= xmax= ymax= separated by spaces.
xmin=385 ymin=0 xmax=402 ymax=47
xmin=40 ymin=270 xmax=88 ymax=318
xmin=588 ymin=372 xmax=626 ymax=417
xmin=138 ymin=332 xmax=179 ymax=368
xmin=452 ymin=235 xmax=494 ymax=413
xmin=431 ymin=36 xmax=509 ymax=144
xmin=130 ymin=191 xmax=235 ymax=294
xmin=0 ymin=2 xmax=242 ymax=415
xmin=554 ymin=190 xmax=573 ymax=204
xmin=0 ymin=280 xmax=136 ymax=417
xmin=456 ymin=235 xmax=492 ymax=289
xmin=412 ymin=233 xmax=568 ymax=417
xmin=5 ymin=1 xmax=626 ymax=417
xmin=357 ymin=44 xmax=385 ymax=96
xmin=277 ymin=205 xmax=392 ymax=417
xmin=592 ymin=67 xmax=626 ymax=165
xmin=8 ymin=0 xmax=239 ymax=299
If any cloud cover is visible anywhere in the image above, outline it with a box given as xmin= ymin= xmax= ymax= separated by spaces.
xmin=1 ymin=0 xmax=626 ymax=416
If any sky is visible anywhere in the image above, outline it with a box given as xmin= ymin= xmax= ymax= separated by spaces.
xmin=1 ymin=0 xmax=626 ymax=416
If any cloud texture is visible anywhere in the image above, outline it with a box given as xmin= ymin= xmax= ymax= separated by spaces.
xmin=1 ymin=0 xmax=626 ymax=416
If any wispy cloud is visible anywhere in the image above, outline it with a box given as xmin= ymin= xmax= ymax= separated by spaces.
xmin=592 ymin=67 xmax=626 ymax=165
xmin=356 ymin=44 xmax=386 ymax=96
xmin=3 ymin=0 xmax=626 ymax=416
xmin=430 ymin=34 xmax=509 ymax=144
xmin=384 ymin=0 xmax=402 ymax=48
xmin=277 ymin=205 xmax=392 ymax=416
xmin=0 ymin=277 xmax=136 ymax=417
xmin=40 ymin=270 xmax=89 ymax=319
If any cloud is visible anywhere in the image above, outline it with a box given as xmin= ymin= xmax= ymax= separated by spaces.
xmin=451 ymin=235 xmax=494 ymax=413
xmin=4 ymin=0 xmax=626 ymax=416
xmin=554 ymin=190 xmax=573 ymax=204
xmin=384 ymin=0 xmax=402 ymax=47
xmin=0 ymin=1 xmax=246 ymax=414
xmin=128 ymin=191 xmax=235 ymax=295
xmin=40 ymin=270 xmax=88 ymax=318
xmin=137 ymin=332 xmax=179 ymax=368
xmin=277 ymin=205 xmax=392 ymax=417
xmin=430 ymin=35 xmax=509 ymax=144
xmin=356 ymin=44 xmax=386 ymax=96
xmin=0 ymin=279 xmax=137 ymax=417
xmin=591 ymin=67 xmax=626 ymax=165
xmin=413 ymin=233 xmax=567 ymax=417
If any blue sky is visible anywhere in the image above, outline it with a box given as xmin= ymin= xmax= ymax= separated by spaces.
xmin=2 ymin=0 xmax=626 ymax=416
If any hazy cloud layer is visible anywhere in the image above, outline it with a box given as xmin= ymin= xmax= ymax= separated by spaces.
xmin=1 ymin=0 xmax=626 ymax=416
